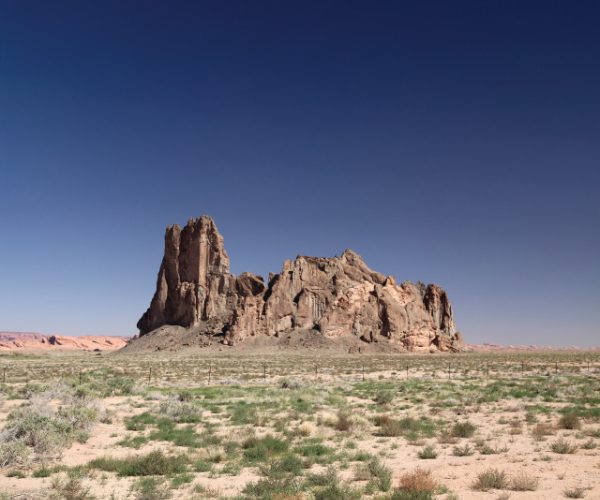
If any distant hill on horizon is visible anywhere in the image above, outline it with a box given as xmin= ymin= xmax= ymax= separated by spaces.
xmin=0 ymin=331 xmax=129 ymax=352
xmin=465 ymin=343 xmax=600 ymax=353
xmin=1 ymin=331 xmax=597 ymax=354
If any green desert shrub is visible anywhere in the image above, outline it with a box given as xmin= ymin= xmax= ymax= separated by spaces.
xmin=1 ymin=396 xmax=100 ymax=461
xmin=149 ymin=419 xmax=200 ymax=447
xmin=242 ymin=477 xmax=303 ymax=498
xmin=32 ymin=467 xmax=52 ymax=478
xmin=390 ymin=492 xmax=434 ymax=500
xmin=550 ymin=438 xmax=578 ymax=454
xmin=76 ymin=375 xmax=135 ymax=397
xmin=478 ymin=442 xmax=508 ymax=455
xmin=559 ymin=414 xmax=581 ymax=430
xmin=230 ymin=402 xmax=261 ymax=425
xmin=377 ymin=416 xmax=435 ymax=438
xmin=295 ymin=440 xmax=335 ymax=464
xmin=193 ymin=459 xmax=212 ymax=473
xmin=305 ymin=467 xmax=361 ymax=500
xmin=8 ymin=412 xmax=70 ymax=455
xmin=452 ymin=443 xmax=474 ymax=457
xmin=374 ymin=390 xmax=395 ymax=406
xmin=451 ymin=421 xmax=476 ymax=438
xmin=279 ymin=379 xmax=302 ymax=390
xmin=260 ymin=453 xmax=303 ymax=478
xmin=158 ymin=398 xmax=201 ymax=423
xmin=356 ymin=457 xmax=392 ymax=492
xmin=49 ymin=470 xmax=93 ymax=500
xmin=581 ymin=439 xmax=596 ymax=450
xmin=367 ymin=457 xmax=392 ymax=492
xmin=418 ymin=446 xmax=438 ymax=459
xmin=314 ymin=481 xmax=361 ymax=500
xmin=6 ymin=469 xmax=26 ymax=478
xmin=89 ymin=450 xmax=187 ymax=476
xmin=170 ymin=472 xmax=193 ymax=488
xmin=125 ymin=412 xmax=158 ymax=431
xmin=243 ymin=435 xmax=289 ymax=463
xmin=472 ymin=468 xmax=508 ymax=491
xmin=335 ymin=409 xmax=354 ymax=431
xmin=0 ymin=441 xmax=29 ymax=468
xmin=131 ymin=477 xmax=171 ymax=500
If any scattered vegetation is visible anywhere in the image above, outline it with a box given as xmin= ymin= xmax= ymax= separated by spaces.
xmin=131 ymin=477 xmax=171 ymax=500
xmin=0 ymin=351 xmax=599 ymax=498
xmin=89 ymin=450 xmax=187 ymax=476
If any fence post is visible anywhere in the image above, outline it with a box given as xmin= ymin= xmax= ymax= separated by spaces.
xmin=315 ymin=364 xmax=318 ymax=378
xmin=448 ymin=363 xmax=451 ymax=380
xmin=555 ymin=361 xmax=558 ymax=376
xmin=521 ymin=361 xmax=524 ymax=377
xmin=3 ymin=367 xmax=6 ymax=384
xmin=406 ymin=365 xmax=409 ymax=379
xmin=208 ymin=363 xmax=212 ymax=384
xmin=362 ymin=364 xmax=365 ymax=381
xmin=148 ymin=366 xmax=152 ymax=384
xmin=263 ymin=364 xmax=267 ymax=381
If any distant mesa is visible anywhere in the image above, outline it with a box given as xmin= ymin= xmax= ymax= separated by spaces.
xmin=135 ymin=215 xmax=463 ymax=352
xmin=0 ymin=332 xmax=128 ymax=352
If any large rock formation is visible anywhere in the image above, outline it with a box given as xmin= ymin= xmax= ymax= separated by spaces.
xmin=137 ymin=215 xmax=463 ymax=352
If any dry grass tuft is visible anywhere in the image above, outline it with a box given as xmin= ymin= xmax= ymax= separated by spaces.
xmin=510 ymin=471 xmax=539 ymax=491
xmin=399 ymin=467 xmax=438 ymax=493
xmin=532 ymin=422 xmax=554 ymax=441
xmin=473 ymin=468 xmax=508 ymax=491
xmin=297 ymin=421 xmax=316 ymax=437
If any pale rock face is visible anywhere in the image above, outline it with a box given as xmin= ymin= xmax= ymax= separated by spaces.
xmin=138 ymin=215 xmax=463 ymax=351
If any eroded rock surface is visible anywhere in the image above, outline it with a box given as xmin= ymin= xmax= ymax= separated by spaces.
xmin=138 ymin=215 xmax=463 ymax=351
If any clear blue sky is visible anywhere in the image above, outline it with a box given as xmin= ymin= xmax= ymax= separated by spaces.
xmin=1 ymin=1 xmax=599 ymax=345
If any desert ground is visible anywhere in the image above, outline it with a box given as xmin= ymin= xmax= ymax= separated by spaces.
xmin=1 ymin=350 xmax=599 ymax=499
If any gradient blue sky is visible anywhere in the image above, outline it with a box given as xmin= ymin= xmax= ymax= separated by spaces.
xmin=1 ymin=1 xmax=599 ymax=345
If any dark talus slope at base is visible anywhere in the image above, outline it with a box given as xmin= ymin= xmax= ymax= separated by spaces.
xmin=137 ymin=215 xmax=463 ymax=352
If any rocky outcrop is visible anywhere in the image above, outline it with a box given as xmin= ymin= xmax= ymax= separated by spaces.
xmin=137 ymin=216 xmax=238 ymax=335
xmin=138 ymin=215 xmax=463 ymax=352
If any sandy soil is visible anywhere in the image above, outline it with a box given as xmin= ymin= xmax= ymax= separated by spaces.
xmin=0 ymin=352 xmax=599 ymax=499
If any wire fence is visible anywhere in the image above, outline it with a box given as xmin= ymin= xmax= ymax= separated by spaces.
xmin=1 ymin=353 xmax=599 ymax=387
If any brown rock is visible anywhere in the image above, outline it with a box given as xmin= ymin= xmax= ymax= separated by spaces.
xmin=137 ymin=216 xmax=238 ymax=335
xmin=137 ymin=215 xmax=463 ymax=351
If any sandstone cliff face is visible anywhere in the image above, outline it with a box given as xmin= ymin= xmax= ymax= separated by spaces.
xmin=137 ymin=216 xmax=237 ymax=335
xmin=138 ymin=216 xmax=463 ymax=352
